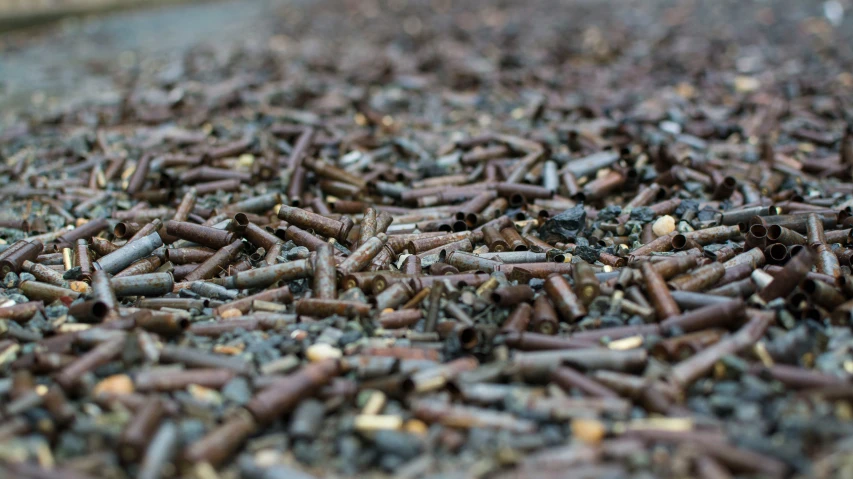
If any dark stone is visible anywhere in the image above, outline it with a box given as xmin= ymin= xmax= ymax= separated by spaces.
xmin=289 ymin=278 xmax=309 ymax=294
xmin=337 ymin=435 xmax=373 ymax=474
xmin=7 ymin=294 xmax=28 ymax=304
xmin=697 ymin=207 xmax=718 ymax=222
xmin=627 ymin=315 xmax=647 ymax=326
xmin=539 ymin=204 xmax=586 ymax=243
xmin=372 ymin=430 xmax=423 ymax=459
xmin=683 ymin=182 xmax=705 ymax=195
xmin=597 ymin=205 xmax=622 ymax=222
xmin=379 ymin=454 xmax=405 ymax=472
xmin=674 ymin=199 xmax=700 ymax=217
xmin=62 ymin=266 xmax=83 ymax=280
xmin=629 ymin=207 xmax=656 ymax=223
xmin=338 ymin=330 xmax=362 ymax=347
xmin=3 ymin=272 xmax=19 ymax=288
xmin=331 ymin=241 xmax=351 ymax=256
xmin=179 ymin=288 xmax=201 ymax=298
xmin=540 ymin=424 xmax=565 ymax=445
xmin=293 ymin=439 xmax=320 ymax=465
xmin=28 ymin=311 xmax=50 ymax=330
xmin=598 ymin=315 xmax=624 ymax=328
xmin=573 ymin=245 xmax=599 ymax=263
xmin=222 ymin=377 xmax=252 ymax=405
xmin=56 ymin=431 xmax=88 ymax=458
xmin=45 ymin=304 xmax=68 ymax=319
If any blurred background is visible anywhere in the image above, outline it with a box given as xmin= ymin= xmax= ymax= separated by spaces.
xmin=1 ymin=0 xmax=852 ymax=123
xmin=0 ymin=0 xmax=202 ymax=29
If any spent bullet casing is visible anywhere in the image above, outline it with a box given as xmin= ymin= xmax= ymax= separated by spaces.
xmin=0 ymin=301 xmax=44 ymax=323
xmin=212 ymin=259 xmax=313 ymax=290
xmin=182 ymin=239 xmax=244 ymax=282
xmin=165 ymin=220 xmax=238 ymax=249
xmin=0 ymin=240 xmax=43 ymax=275
xmin=164 ymin=246 xmax=216 ymax=264
xmin=95 ymin=232 xmax=164 ymax=274
xmin=313 ymin=243 xmax=338 ymax=299
xmin=56 ymin=217 xmax=109 ymax=245
xmin=572 ymin=262 xmax=600 ymax=305
xmin=68 ymin=299 xmax=110 ymax=323
xmin=338 ymin=233 xmax=388 ymax=276
xmin=21 ymin=260 xmax=68 ymax=287
xmin=640 ymin=262 xmax=680 ymax=320
xmin=246 ymin=359 xmax=341 ymax=424
xmin=135 ymin=368 xmax=235 ymax=391
xmin=190 ymin=281 xmax=238 ymax=300
xmin=111 ymin=272 xmax=174 ymax=297
xmin=119 ymin=398 xmax=165 ymax=462
xmin=295 ymin=298 xmax=371 ymax=318
xmin=491 ymin=284 xmax=535 ymax=306
xmin=501 ymin=302 xmax=533 ymax=334
xmin=20 ymin=281 xmax=81 ymax=302
xmin=543 ymin=274 xmax=586 ymax=323
xmin=277 ymin=205 xmax=353 ymax=243
xmin=215 ymin=286 xmax=293 ymax=316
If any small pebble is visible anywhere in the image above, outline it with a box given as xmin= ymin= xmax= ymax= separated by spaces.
xmin=652 ymin=215 xmax=676 ymax=236
xmin=93 ymin=375 xmax=134 ymax=396
xmin=222 ymin=377 xmax=252 ymax=405
xmin=306 ymin=343 xmax=343 ymax=362
xmin=3 ymin=272 xmax=19 ymax=288
xmin=571 ymin=418 xmax=606 ymax=444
